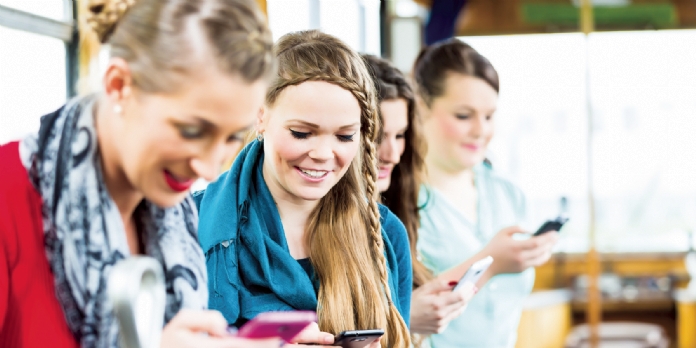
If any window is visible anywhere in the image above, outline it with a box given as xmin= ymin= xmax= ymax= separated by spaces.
xmin=266 ymin=0 xmax=380 ymax=55
xmin=0 ymin=0 xmax=73 ymax=144
xmin=460 ymin=30 xmax=696 ymax=252
xmin=0 ymin=0 xmax=68 ymax=22
xmin=461 ymin=33 xmax=590 ymax=252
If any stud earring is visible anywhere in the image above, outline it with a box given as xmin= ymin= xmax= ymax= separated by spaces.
xmin=113 ymin=104 xmax=123 ymax=114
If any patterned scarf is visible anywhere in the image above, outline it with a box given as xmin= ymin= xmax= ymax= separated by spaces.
xmin=19 ymin=95 xmax=208 ymax=347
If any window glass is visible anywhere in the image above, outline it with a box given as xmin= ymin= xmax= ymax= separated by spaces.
xmin=0 ymin=26 xmax=67 ymax=143
xmin=588 ymin=30 xmax=696 ymax=252
xmin=461 ymin=33 xmax=590 ymax=252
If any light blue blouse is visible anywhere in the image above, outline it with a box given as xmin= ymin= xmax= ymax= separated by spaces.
xmin=417 ymin=163 xmax=534 ymax=348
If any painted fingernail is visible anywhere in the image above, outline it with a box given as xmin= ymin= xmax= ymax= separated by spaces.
xmin=448 ymin=281 xmax=458 ymax=287
xmin=473 ymin=286 xmax=479 ymax=294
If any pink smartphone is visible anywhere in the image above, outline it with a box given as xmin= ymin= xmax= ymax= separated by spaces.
xmin=234 ymin=311 xmax=317 ymax=343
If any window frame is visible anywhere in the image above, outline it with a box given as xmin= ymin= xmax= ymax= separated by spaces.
xmin=0 ymin=0 xmax=78 ymax=97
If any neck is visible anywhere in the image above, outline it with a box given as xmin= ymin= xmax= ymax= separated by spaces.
xmin=425 ymin=155 xmax=475 ymax=191
xmin=95 ymin=97 xmax=144 ymax=222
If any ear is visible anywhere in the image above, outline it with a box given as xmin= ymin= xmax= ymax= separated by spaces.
xmin=256 ymin=106 xmax=267 ymax=134
xmin=102 ymin=57 xmax=134 ymax=109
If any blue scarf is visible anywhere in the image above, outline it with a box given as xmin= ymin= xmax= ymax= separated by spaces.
xmin=196 ymin=140 xmax=402 ymax=325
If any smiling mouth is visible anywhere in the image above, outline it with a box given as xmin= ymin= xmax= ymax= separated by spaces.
xmin=296 ymin=167 xmax=329 ymax=179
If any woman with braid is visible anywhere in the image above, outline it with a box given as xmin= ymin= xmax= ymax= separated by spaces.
xmin=195 ymin=30 xmax=412 ymax=347
xmin=0 ymin=0 xmax=282 ymax=347
xmin=362 ymin=54 xmax=477 ymax=345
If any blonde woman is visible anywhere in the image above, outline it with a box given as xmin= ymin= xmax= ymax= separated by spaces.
xmin=195 ymin=31 xmax=412 ymax=348
xmin=0 ymin=0 xmax=281 ymax=347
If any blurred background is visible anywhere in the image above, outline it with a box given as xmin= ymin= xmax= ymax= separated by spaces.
xmin=2 ymin=0 xmax=696 ymax=346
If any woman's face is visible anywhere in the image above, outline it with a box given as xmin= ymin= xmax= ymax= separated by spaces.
xmin=377 ymin=98 xmax=408 ymax=193
xmin=114 ymin=70 xmax=267 ymax=208
xmin=421 ymin=73 xmax=497 ymax=172
xmin=259 ymin=81 xmax=362 ymax=202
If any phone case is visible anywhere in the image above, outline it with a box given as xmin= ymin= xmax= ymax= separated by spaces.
xmin=237 ymin=311 xmax=317 ymax=342
xmin=533 ymin=216 xmax=569 ymax=236
xmin=334 ymin=330 xmax=384 ymax=348
xmin=453 ymin=256 xmax=494 ymax=291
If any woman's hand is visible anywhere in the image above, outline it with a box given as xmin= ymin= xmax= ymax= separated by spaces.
xmin=481 ymin=226 xmax=559 ymax=275
xmin=160 ymin=309 xmax=282 ymax=348
xmin=409 ymin=279 xmax=477 ymax=334
xmin=284 ymin=322 xmax=335 ymax=347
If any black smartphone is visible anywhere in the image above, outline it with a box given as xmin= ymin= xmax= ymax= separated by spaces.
xmin=333 ymin=329 xmax=384 ymax=348
xmin=533 ymin=216 xmax=569 ymax=236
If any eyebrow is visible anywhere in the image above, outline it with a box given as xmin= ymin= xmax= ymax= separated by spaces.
xmin=287 ymin=119 xmax=360 ymax=130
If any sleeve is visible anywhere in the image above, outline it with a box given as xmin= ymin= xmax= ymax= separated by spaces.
xmin=379 ymin=205 xmax=413 ymax=327
xmin=0 ymin=217 xmax=9 ymax=332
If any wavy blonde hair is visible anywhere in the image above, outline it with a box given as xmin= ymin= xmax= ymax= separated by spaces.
xmin=265 ymin=30 xmax=411 ymax=347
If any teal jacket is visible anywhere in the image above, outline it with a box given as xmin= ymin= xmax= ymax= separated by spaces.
xmin=193 ymin=140 xmax=412 ymax=327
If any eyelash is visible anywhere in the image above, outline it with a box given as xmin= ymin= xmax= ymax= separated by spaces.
xmin=455 ymin=114 xmax=470 ymax=120
xmin=396 ymin=133 xmax=406 ymax=139
xmin=290 ymin=130 xmax=355 ymax=142
xmin=179 ymin=125 xmax=203 ymax=139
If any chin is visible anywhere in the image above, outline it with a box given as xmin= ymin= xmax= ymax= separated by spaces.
xmin=291 ymin=186 xmax=332 ymax=202
xmin=377 ymin=178 xmax=391 ymax=193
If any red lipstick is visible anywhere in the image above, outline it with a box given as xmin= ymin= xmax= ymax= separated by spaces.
xmin=164 ymin=170 xmax=194 ymax=192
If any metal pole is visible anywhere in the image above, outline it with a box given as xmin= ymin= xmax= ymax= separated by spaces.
xmin=580 ymin=0 xmax=601 ymax=347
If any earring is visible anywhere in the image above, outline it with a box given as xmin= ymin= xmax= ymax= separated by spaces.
xmin=256 ymin=132 xmax=264 ymax=142
xmin=113 ymin=104 xmax=123 ymax=114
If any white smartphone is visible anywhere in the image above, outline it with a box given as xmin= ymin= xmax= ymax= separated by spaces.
xmin=453 ymin=256 xmax=494 ymax=292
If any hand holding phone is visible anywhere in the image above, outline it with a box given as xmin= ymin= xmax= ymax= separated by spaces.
xmin=453 ymin=256 xmax=493 ymax=291
xmin=333 ymin=329 xmax=384 ymax=348
xmin=231 ymin=311 xmax=317 ymax=343
xmin=533 ymin=216 xmax=569 ymax=237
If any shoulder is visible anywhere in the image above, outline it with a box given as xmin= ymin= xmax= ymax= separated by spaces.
xmin=378 ymin=204 xmax=408 ymax=247
xmin=0 ymin=142 xmax=35 ymax=199
xmin=477 ymin=163 xmax=526 ymax=205
xmin=0 ymin=142 xmax=42 ymax=263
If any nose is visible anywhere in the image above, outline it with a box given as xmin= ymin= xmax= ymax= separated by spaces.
xmin=190 ymin=142 xmax=228 ymax=182
xmin=379 ymin=137 xmax=400 ymax=165
xmin=308 ymin=136 xmax=334 ymax=161
xmin=469 ymin=114 xmax=483 ymax=139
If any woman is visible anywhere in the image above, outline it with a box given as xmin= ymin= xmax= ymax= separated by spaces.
xmin=194 ymin=30 xmax=412 ymax=348
xmin=412 ymin=39 xmax=559 ymax=347
xmin=0 ymin=0 xmax=282 ymax=347
xmin=362 ymin=54 xmax=476 ymax=342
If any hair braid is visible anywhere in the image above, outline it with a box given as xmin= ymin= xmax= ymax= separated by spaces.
xmin=267 ymin=30 xmax=411 ymax=348
xmin=359 ymin=79 xmax=411 ymax=348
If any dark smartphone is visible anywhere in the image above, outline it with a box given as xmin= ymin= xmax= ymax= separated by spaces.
xmin=533 ymin=216 xmax=569 ymax=236
xmin=333 ymin=329 xmax=384 ymax=348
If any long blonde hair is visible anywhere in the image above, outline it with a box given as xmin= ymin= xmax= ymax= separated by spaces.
xmin=265 ymin=30 xmax=411 ymax=347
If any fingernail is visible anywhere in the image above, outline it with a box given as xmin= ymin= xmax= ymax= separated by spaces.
xmin=448 ymin=281 xmax=458 ymax=287
xmin=473 ymin=286 xmax=479 ymax=294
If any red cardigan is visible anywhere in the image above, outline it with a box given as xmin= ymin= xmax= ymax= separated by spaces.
xmin=0 ymin=141 xmax=78 ymax=347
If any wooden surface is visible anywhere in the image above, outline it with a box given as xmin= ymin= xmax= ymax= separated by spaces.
xmin=516 ymin=290 xmax=573 ymax=348
xmin=675 ymin=289 xmax=696 ymax=348
xmin=533 ymin=252 xmax=689 ymax=291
